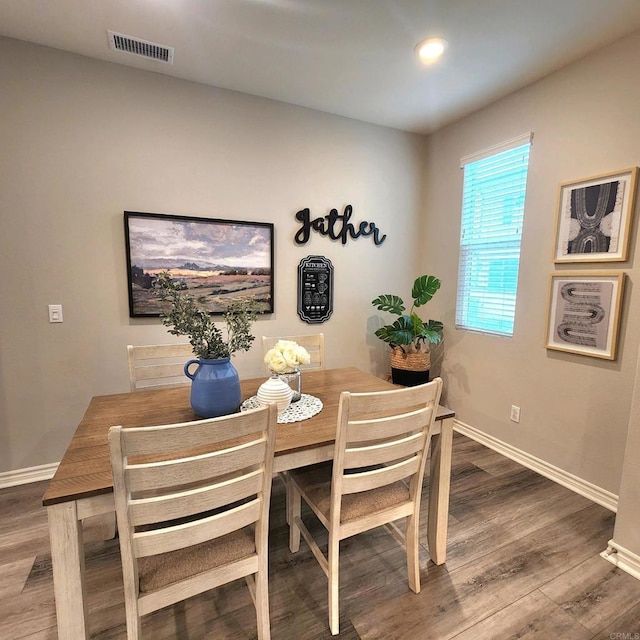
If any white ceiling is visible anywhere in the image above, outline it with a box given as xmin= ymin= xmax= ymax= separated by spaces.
xmin=3 ymin=0 xmax=640 ymax=134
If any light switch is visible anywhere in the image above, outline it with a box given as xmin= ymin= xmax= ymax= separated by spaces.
xmin=48 ymin=304 xmax=63 ymax=323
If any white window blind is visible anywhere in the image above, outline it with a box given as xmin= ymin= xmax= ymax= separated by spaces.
xmin=456 ymin=134 xmax=532 ymax=336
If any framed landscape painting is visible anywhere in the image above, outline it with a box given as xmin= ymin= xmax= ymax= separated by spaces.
xmin=553 ymin=167 xmax=638 ymax=263
xmin=124 ymin=211 xmax=274 ymax=317
xmin=545 ymin=271 xmax=625 ymax=360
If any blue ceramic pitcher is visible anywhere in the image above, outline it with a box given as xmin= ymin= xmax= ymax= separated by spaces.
xmin=184 ymin=357 xmax=241 ymax=418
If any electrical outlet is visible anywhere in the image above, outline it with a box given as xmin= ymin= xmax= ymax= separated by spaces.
xmin=510 ymin=405 xmax=521 ymax=423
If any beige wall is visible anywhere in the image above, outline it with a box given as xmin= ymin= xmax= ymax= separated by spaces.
xmin=423 ymin=30 xmax=640 ymax=494
xmin=613 ymin=344 xmax=640 ymax=554
xmin=0 ymin=37 xmax=425 ymax=472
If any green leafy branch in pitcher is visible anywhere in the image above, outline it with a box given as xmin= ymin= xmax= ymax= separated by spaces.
xmin=152 ymin=272 xmax=258 ymax=360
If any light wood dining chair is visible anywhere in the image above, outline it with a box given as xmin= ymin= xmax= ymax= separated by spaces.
xmin=127 ymin=343 xmax=194 ymax=392
xmin=109 ymin=403 xmax=278 ymax=639
xmin=261 ymin=333 xmax=325 ymax=372
xmin=287 ymin=378 xmax=443 ymax=635
xmin=91 ymin=344 xmax=194 ymax=540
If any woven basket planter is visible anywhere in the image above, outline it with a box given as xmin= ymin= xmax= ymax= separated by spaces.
xmin=390 ymin=348 xmax=431 ymax=371
xmin=390 ymin=347 xmax=430 ymax=386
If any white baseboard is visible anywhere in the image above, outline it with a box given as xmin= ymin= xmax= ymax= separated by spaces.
xmin=601 ymin=540 xmax=640 ymax=581
xmin=0 ymin=462 xmax=58 ymax=489
xmin=454 ymin=420 xmax=618 ymax=513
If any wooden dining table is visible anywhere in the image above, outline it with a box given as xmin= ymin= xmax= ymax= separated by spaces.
xmin=43 ymin=366 xmax=455 ymax=640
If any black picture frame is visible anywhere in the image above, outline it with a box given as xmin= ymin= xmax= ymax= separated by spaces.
xmin=124 ymin=211 xmax=274 ymax=317
xmin=297 ymin=255 xmax=334 ymax=324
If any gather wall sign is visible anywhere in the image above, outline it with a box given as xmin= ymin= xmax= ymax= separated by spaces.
xmin=294 ymin=204 xmax=387 ymax=246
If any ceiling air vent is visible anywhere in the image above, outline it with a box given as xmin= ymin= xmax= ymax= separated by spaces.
xmin=107 ymin=30 xmax=174 ymax=64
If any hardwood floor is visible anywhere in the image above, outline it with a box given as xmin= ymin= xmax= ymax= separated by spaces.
xmin=2 ymin=433 xmax=639 ymax=639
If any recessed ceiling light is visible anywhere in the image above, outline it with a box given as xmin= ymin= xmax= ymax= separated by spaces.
xmin=415 ymin=37 xmax=448 ymax=63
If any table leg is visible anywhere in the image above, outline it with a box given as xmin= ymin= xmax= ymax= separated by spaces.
xmin=48 ymin=501 xmax=89 ymax=640
xmin=427 ymin=416 xmax=454 ymax=565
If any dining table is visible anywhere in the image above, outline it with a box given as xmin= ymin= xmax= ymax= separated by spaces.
xmin=43 ymin=366 xmax=455 ymax=640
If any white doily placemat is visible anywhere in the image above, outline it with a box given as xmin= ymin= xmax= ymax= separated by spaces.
xmin=241 ymin=393 xmax=323 ymax=423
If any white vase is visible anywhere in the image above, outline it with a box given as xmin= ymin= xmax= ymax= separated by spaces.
xmin=256 ymin=374 xmax=293 ymax=415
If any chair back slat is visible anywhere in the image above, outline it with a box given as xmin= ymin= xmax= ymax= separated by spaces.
xmin=133 ymin=499 xmax=261 ymax=558
xmin=132 ymin=363 xmax=189 ymax=383
xmin=120 ymin=407 xmax=270 ymax=456
xmin=343 ymin=431 xmax=424 ymax=469
xmin=341 ymin=456 xmax=420 ymax=495
xmin=129 ymin=344 xmax=194 ymax=360
xmin=127 ymin=439 xmax=267 ymax=493
xmin=129 ymin=469 xmax=263 ymax=526
xmin=345 ymin=406 xmax=433 ymax=442
xmin=344 ymin=384 xmax=437 ymax=414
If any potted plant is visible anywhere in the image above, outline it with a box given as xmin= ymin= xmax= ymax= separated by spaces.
xmin=153 ymin=272 xmax=258 ymax=417
xmin=371 ymin=275 xmax=444 ymax=386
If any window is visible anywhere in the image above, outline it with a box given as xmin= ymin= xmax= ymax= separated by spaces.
xmin=455 ymin=133 xmax=532 ymax=336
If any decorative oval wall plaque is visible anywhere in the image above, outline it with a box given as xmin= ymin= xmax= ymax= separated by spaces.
xmin=298 ymin=256 xmax=334 ymax=324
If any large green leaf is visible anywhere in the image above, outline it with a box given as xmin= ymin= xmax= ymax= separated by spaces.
xmin=411 ymin=275 xmax=441 ymax=307
xmin=371 ymin=294 xmax=405 ymax=315
xmin=425 ymin=319 xmax=444 ymax=333
xmin=417 ymin=319 xmax=444 ymax=345
xmin=409 ymin=312 xmax=425 ymax=335
xmin=374 ymin=325 xmax=396 ymax=343
xmin=374 ymin=315 xmax=415 ymax=345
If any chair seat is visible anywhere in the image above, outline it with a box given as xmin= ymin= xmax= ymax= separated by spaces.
xmin=289 ymin=462 xmax=410 ymax=523
xmin=139 ymin=527 xmax=255 ymax=592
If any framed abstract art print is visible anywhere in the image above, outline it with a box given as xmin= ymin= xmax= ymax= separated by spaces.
xmin=545 ymin=271 xmax=625 ymax=360
xmin=553 ymin=167 xmax=638 ymax=263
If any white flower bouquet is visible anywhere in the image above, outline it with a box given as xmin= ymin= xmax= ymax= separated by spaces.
xmin=264 ymin=339 xmax=311 ymax=374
